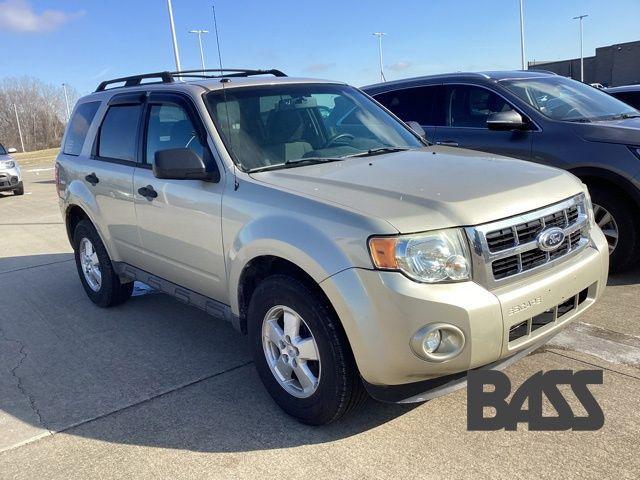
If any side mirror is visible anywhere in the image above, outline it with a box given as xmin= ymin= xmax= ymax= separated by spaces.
xmin=487 ymin=111 xmax=529 ymax=131
xmin=406 ymin=121 xmax=426 ymax=138
xmin=153 ymin=148 xmax=220 ymax=182
xmin=7 ymin=147 xmax=17 ymax=154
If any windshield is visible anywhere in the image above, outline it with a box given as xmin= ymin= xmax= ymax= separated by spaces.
xmin=205 ymin=83 xmax=423 ymax=171
xmin=502 ymin=76 xmax=639 ymax=122
xmin=0 ymin=143 xmax=6 ymax=155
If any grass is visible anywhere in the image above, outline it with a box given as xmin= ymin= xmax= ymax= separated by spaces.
xmin=13 ymin=148 xmax=60 ymax=168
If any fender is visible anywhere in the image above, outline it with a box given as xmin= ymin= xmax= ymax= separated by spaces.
xmin=227 ymin=214 xmax=362 ymax=316
xmin=64 ymin=179 xmax=120 ymax=261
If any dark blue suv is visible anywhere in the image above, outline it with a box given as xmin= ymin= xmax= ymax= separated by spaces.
xmin=364 ymin=71 xmax=640 ymax=272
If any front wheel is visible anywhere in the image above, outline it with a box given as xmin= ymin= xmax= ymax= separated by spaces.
xmin=247 ymin=275 xmax=366 ymax=425
xmin=13 ymin=183 xmax=24 ymax=195
xmin=589 ymin=185 xmax=639 ymax=272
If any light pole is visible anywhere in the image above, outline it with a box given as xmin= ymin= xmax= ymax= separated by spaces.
xmin=373 ymin=32 xmax=387 ymax=82
xmin=62 ymin=83 xmax=70 ymax=121
xmin=13 ymin=104 xmax=25 ymax=153
xmin=189 ymin=29 xmax=209 ymax=75
xmin=573 ymin=14 xmax=588 ymax=82
xmin=519 ymin=0 xmax=526 ymax=69
xmin=167 ymin=0 xmax=182 ymax=71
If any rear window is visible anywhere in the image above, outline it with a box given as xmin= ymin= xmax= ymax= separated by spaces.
xmin=63 ymin=102 xmax=100 ymax=156
xmin=97 ymin=105 xmax=142 ymax=161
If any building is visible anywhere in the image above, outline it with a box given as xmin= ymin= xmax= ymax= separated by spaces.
xmin=528 ymin=40 xmax=640 ymax=87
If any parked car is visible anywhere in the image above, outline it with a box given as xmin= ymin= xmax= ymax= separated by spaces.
xmin=0 ymin=143 xmax=23 ymax=195
xmin=364 ymin=71 xmax=640 ymax=272
xmin=606 ymin=84 xmax=640 ymax=110
xmin=56 ymin=69 xmax=608 ymax=425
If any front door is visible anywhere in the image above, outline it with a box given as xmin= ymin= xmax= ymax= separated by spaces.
xmin=433 ymin=84 xmax=533 ymax=161
xmin=133 ymin=92 xmax=227 ymax=302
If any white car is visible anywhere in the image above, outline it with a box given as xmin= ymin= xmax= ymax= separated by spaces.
xmin=0 ymin=143 xmax=23 ymax=196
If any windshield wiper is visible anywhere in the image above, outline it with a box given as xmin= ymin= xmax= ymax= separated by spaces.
xmin=345 ymin=147 xmax=411 ymax=158
xmin=564 ymin=118 xmax=591 ymax=123
xmin=247 ymin=157 xmax=343 ymax=173
xmin=604 ymin=113 xmax=640 ymax=120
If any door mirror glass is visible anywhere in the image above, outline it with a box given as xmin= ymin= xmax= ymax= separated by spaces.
xmin=486 ymin=110 xmax=528 ymax=131
xmin=153 ymin=148 xmax=219 ymax=182
xmin=7 ymin=147 xmax=17 ymax=154
xmin=405 ymin=121 xmax=426 ymax=138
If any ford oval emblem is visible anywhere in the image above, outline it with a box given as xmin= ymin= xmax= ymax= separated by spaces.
xmin=537 ymin=227 xmax=566 ymax=252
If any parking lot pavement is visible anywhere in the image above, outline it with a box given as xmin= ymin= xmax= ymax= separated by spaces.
xmin=0 ymin=162 xmax=639 ymax=478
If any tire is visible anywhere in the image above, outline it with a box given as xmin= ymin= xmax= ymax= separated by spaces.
xmin=247 ymin=274 xmax=366 ymax=425
xmin=589 ymin=185 xmax=639 ymax=272
xmin=73 ymin=219 xmax=133 ymax=307
xmin=13 ymin=183 xmax=24 ymax=195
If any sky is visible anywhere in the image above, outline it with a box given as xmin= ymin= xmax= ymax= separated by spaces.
xmin=0 ymin=0 xmax=639 ymax=95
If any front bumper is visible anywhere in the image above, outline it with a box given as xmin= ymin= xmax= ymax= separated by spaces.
xmin=319 ymin=226 xmax=609 ymax=402
xmin=0 ymin=166 xmax=22 ymax=191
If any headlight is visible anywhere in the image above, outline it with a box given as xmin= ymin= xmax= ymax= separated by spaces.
xmin=580 ymin=185 xmax=595 ymax=225
xmin=1 ymin=161 xmax=15 ymax=169
xmin=368 ymin=228 xmax=472 ymax=283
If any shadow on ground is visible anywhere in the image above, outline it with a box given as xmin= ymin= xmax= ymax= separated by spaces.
xmin=0 ymin=253 xmax=416 ymax=453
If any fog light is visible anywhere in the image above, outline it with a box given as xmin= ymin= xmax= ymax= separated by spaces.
xmin=423 ymin=329 xmax=442 ymax=353
xmin=410 ymin=323 xmax=466 ymax=362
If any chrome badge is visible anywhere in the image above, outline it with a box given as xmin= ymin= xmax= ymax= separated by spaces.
xmin=537 ymin=227 xmax=566 ymax=252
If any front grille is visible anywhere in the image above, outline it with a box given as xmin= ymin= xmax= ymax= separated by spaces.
xmin=467 ymin=195 xmax=591 ymax=287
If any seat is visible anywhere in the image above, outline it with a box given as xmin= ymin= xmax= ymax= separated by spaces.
xmin=264 ymin=108 xmax=313 ymax=162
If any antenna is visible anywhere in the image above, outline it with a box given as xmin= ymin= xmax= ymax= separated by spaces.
xmin=212 ymin=3 xmax=239 ymax=190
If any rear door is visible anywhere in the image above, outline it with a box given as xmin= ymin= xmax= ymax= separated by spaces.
xmin=372 ymin=85 xmax=444 ymax=142
xmin=85 ymin=94 xmax=144 ymax=262
xmin=433 ymin=84 xmax=533 ymax=160
xmin=132 ymin=92 xmax=227 ymax=302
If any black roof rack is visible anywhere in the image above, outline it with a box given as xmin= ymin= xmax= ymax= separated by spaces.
xmin=96 ymin=72 xmax=174 ymax=92
xmin=95 ymin=69 xmax=286 ymax=92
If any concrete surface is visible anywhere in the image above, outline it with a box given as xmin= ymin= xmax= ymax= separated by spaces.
xmin=0 ymin=155 xmax=638 ymax=479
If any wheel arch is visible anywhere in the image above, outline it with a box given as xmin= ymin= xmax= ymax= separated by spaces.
xmin=570 ymin=167 xmax=640 ymax=212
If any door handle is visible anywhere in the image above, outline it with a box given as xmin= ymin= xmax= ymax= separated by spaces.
xmin=436 ymin=141 xmax=460 ymax=147
xmin=85 ymin=173 xmax=99 ymax=186
xmin=138 ymin=185 xmax=158 ymax=200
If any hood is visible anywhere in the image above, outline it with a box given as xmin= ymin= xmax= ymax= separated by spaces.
xmin=0 ymin=153 xmax=13 ymax=161
xmin=571 ymin=117 xmax=640 ymax=146
xmin=250 ymin=148 xmax=583 ymax=233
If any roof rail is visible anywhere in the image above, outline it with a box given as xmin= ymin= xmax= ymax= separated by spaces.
xmin=95 ymin=68 xmax=286 ymax=92
xmin=171 ymin=68 xmax=287 ymax=78
xmin=95 ymin=72 xmax=174 ymax=92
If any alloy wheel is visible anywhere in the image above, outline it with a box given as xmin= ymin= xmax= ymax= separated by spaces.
xmin=261 ymin=305 xmax=321 ymax=398
xmin=593 ymin=203 xmax=619 ymax=254
xmin=79 ymin=237 xmax=102 ymax=292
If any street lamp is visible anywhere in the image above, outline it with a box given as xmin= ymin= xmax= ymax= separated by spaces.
xmin=189 ymin=29 xmax=209 ymax=75
xmin=166 ymin=0 xmax=182 ymax=71
xmin=573 ymin=14 xmax=588 ymax=82
xmin=62 ymin=83 xmax=70 ymax=121
xmin=519 ymin=0 xmax=526 ymax=70
xmin=373 ymin=32 xmax=387 ymax=82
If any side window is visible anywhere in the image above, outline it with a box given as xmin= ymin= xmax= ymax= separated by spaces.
xmin=145 ymin=104 xmax=205 ymax=165
xmin=613 ymin=92 xmax=640 ymax=110
xmin=97 ymin=104 xmax=142 ymax=161
xmin=374 ymin=86 xmax=441 ymax=125
xmin=63 ymin=101 xmax=100 ymax=156
xmin=445 ymin=85 xmax=515 ymax=128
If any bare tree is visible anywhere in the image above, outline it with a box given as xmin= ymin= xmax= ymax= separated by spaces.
xmin=0 ymin=77 xmax=78 ymax=152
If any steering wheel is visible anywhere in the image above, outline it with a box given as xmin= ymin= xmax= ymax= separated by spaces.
xmin=324 ymin=133 xmax=354 ymax=148
xmin=562 ymin=107 xmax=581 ymax=120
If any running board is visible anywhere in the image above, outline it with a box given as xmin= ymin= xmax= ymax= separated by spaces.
xmin=113 ymin=262 xmax=242 ymax=332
